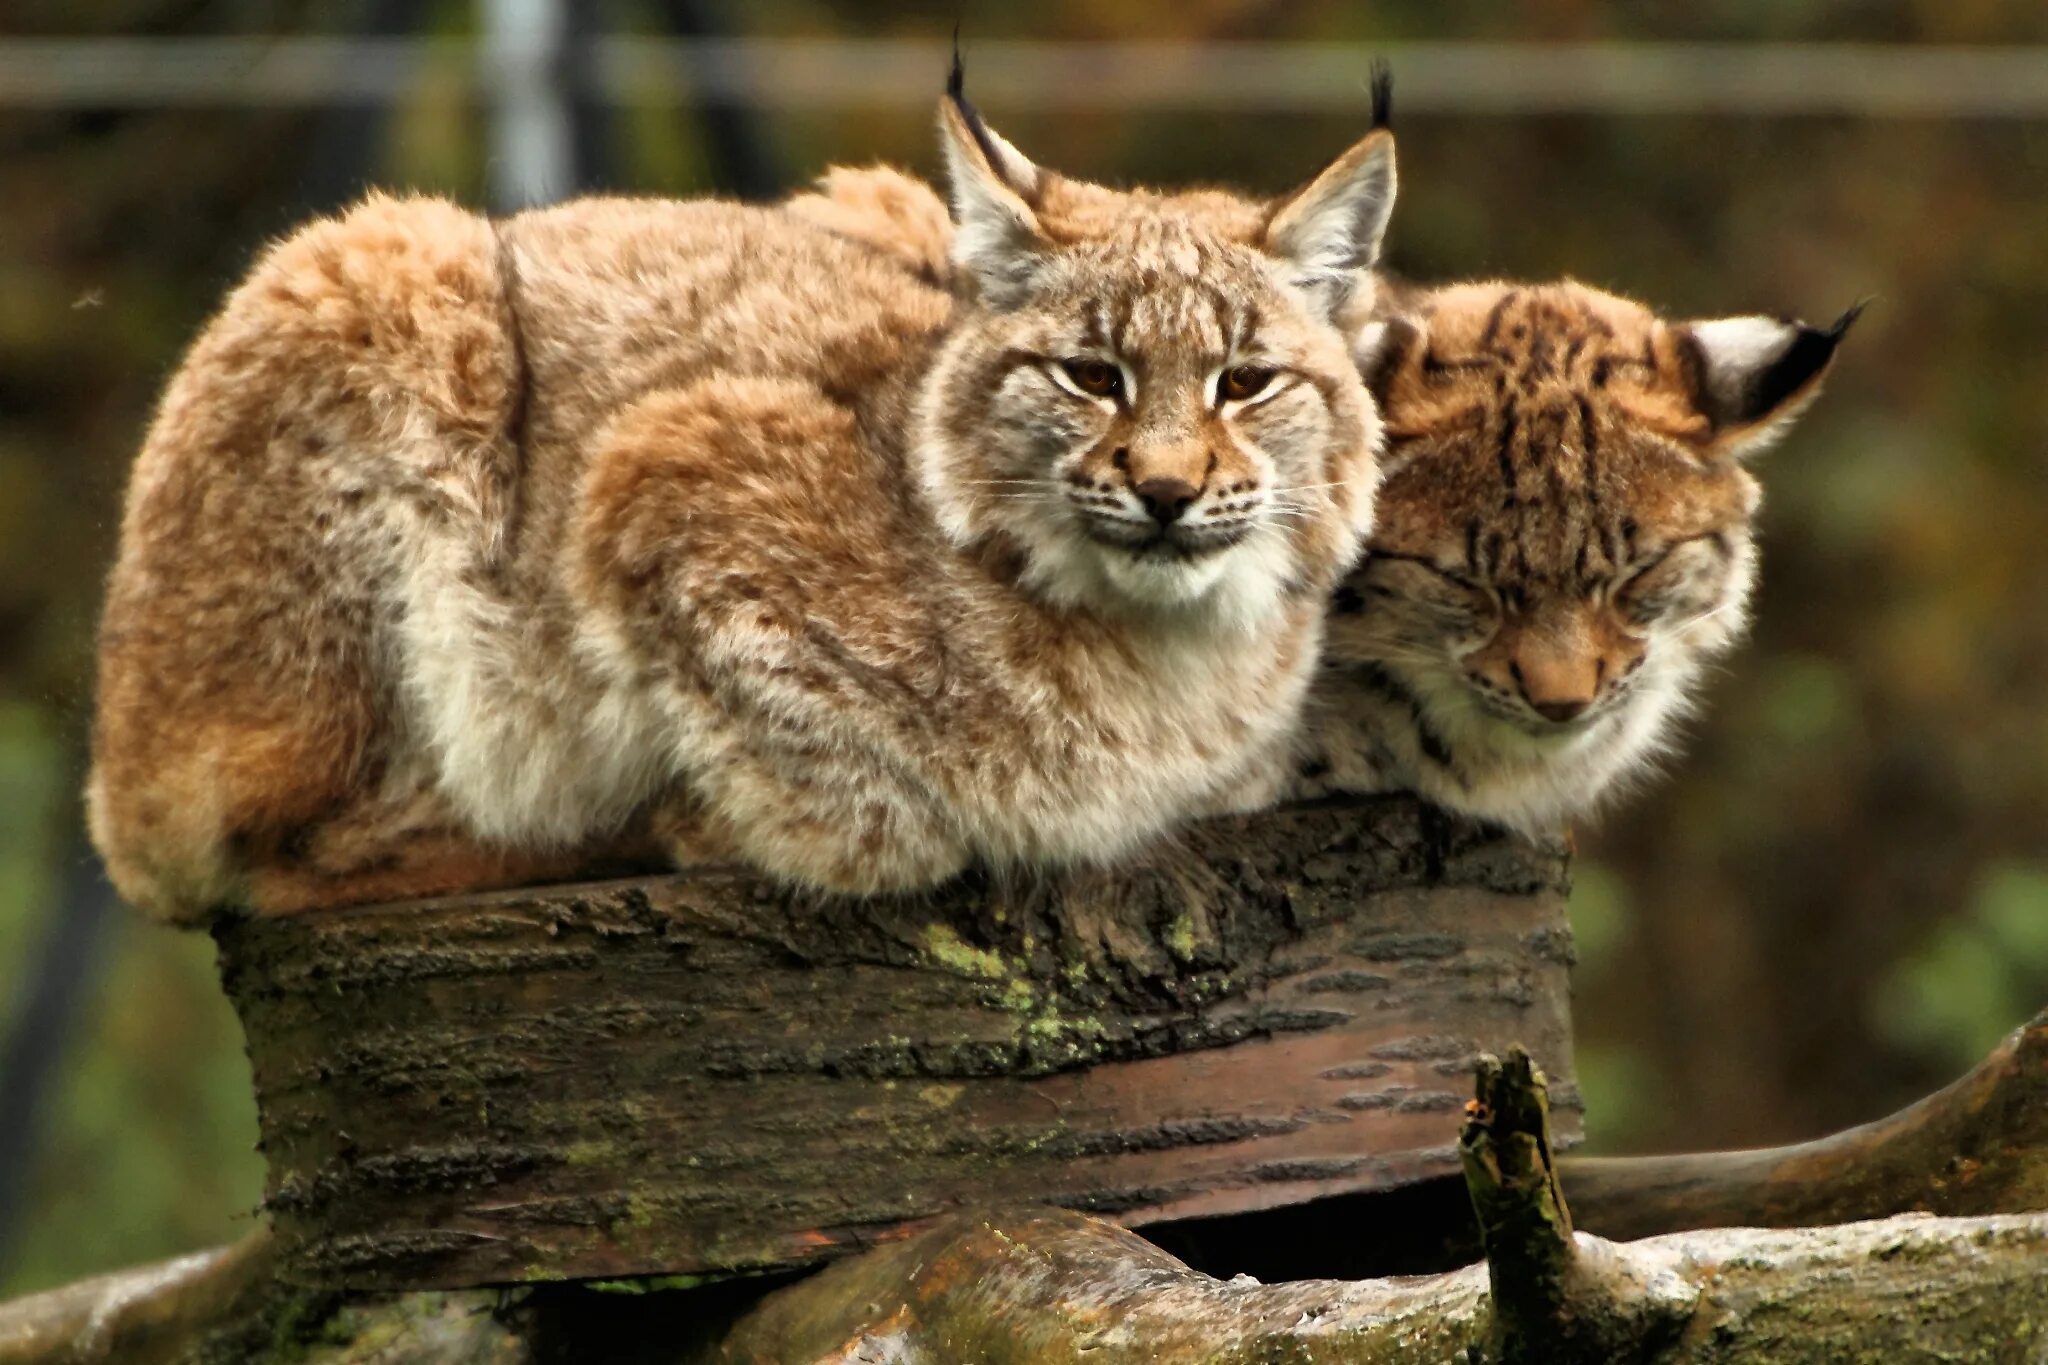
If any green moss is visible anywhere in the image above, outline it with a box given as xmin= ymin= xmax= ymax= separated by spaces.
xmin=585 ymin=1273 xmax=715 ymax=1294
xmin=621 ymin=1191 xmax=662 ymax=1230
xmin=920 ymin=925 xmax=1010 ymax=980
xmin=562 ymin=1138 xmax=619 ymax=1166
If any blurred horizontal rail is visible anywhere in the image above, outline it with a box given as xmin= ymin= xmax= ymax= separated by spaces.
xmin=3 ymin=38 xmax=2048 ymax=115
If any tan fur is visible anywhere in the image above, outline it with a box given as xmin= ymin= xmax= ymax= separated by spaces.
xmin=91 ymin=108 xmax=1389 ymax=921
xmin=800 ymin=169 xmax=1847 ymax=832
xmin=785 ymin=164 xmax=956 ymax=283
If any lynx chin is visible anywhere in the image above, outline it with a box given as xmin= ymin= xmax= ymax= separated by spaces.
xmin=88 ymin=72 xmax=1396 ymax=921
xmin=795 ymin=171 xmax=1855 ymax=834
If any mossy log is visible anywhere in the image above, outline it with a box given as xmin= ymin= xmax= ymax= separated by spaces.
xmin=8 ymin=1027 xmax=2047 ymax=1364
xmin=211 ymin=797 xmax=1581 ymax=1290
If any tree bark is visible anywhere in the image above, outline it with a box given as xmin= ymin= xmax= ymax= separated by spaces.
xmin=212 ymin=797 xmax=1581 ymax=1290
xmin=696 ymin=1207 xmax=2048 ymax=1365
xmin=1145 ymin=1003 xmax=2048 ymax=1282
xmin=4 ymin=1017 xmax=2046 ymax=1363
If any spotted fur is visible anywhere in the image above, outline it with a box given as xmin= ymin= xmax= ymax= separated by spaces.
xmin=88 ymin=92 xmax=1391 ymax=920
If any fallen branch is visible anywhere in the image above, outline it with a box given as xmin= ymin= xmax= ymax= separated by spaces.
xmin=697 ymin=1206 xmax=2048 ymax=1364
xmin=1568 ymin=1002 xmax=2048 ymax=1239
xmin=1148 ymin=1005 xmax=2048 ymax=1281
xmin=7 ymin=1013 xmax=2046 ymax=1363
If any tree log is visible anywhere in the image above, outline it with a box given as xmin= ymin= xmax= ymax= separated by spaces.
xmin=1146 ymin=1004 xmax=2048 ymax=1281
xmin=695 ymin=1207 xmax=2048 ymax=1365
xmin=212 ymin=797 xmax=1581 ymax=1290
xmin=5 ymin=1018 xmax=2047 ymax=1363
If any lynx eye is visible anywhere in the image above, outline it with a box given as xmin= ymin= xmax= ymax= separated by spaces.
xmin=1614 ymin=537 xmax=1732 ymax=626
xmin=1220 ymin=365 xmax=1276 ymax=403
xmin=1060 ymin=358 xmax=1123 ymax=399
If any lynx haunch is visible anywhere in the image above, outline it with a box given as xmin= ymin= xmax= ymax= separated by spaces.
xmin=88 ymin=77 xmax=1397 ymax=921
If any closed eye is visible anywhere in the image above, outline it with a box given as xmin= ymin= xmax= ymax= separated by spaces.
xmin=1359 ymin=552 xmax=1494 ymax=620
xmin=1367 ymin=551 xmax=1485 ymax=594
xmin=1615 ymin=534 xmax=1733 ymax=623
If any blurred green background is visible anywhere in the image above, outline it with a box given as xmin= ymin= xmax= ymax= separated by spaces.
xmin=4 ymin=0 xmax=2048 ymax=1298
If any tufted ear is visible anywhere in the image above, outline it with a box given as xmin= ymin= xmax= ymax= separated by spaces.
xmin=1675 ymin=302 xmax=1864 ymax=458
xmin=1262 ymin=67 xmax=1397 ymax=297
xmin=937 ymin=54 xmax=1048 ymax=308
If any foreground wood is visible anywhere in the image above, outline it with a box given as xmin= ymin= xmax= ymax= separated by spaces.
xmin=1145 ymin=1000 xmax=2048 ymax=1282
xmin=8 ymin=1025 xmax=2046 ymax=1364
xmin=701 ymin=1208 xmax=2048 ymax=1365
xmin=213 ymin=797 xmax=1581 ymax=1289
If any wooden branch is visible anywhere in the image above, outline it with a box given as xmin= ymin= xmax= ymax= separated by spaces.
xmin=10 ymin=1210 xmax=2047 ymax=1363
xmin=1146 ymin=1004 xmax=2048 ymax=1281
xmin=212 ymin=797 xmax=1580 ymax=1289
xmin=702 ymin=1049 xmax=2048 ymax=1363
xmin=0 ymin=1233 xmax=312 ymax=1365
xmin=1566 ymin=1002 xmax=2048 ymax=1238
xmin=6 ymin=1014 xmax=2047 ymax=1363
xmin=694 ymin=1206 xmax=2048 ymax=1364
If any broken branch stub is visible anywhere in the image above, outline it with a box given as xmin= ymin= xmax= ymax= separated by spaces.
xmin=1461 ymin=1047 xmax=1693 ymax=1364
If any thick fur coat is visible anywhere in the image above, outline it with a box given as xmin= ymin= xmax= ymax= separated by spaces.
xmin=89 ymin=96 xmax=1397 ymax=920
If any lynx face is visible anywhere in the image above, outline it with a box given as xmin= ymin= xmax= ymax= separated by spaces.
xmin=915 ymin=82 xmax=1394 ymax=626
xmin=1325 ymin=280 xmax=1856 ymax=820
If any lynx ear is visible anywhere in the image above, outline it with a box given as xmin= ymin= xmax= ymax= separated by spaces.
xmin=938 ymin=55 xmax=1047 ymax=307
xmin=1352 ymin=315 xmax=1426 ymax=473
xmin=1676 ymin=302 xmax=1864 ymax=458
xmin=1351 ymin=315 xmax=1421 ymax=400
xmin=1263 ymin=69 xmax=1397 ymax=292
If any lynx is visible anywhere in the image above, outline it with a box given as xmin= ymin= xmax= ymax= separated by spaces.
xmin=1307 ymin=280 xmax=1855 ymax=831
xmin=88 ymin=75 xmax=1395 ymax=921
xmin=795 ymin=169 xmax=1853 ymax=833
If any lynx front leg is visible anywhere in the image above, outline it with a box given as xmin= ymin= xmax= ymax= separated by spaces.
xmin=575 ymin=378 xmax=974 ymax=895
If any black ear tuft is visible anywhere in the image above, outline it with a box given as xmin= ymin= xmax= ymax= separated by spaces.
xmin=1828 ymin=297 xmax=1871 ymax=341
xmin=1369 ymin=61 xmax=1393 ymax=130
xmin=1740 ymin=301 xmax=1865 ymax=423
xmin=945 ymin=32 xmax=1007 ymax=177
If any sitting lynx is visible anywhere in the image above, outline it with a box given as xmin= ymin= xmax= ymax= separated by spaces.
xmin=795 ymin=169 xmax=1854 ymax=833
xmin=87 ymin=76 xmax=1395 ymax=921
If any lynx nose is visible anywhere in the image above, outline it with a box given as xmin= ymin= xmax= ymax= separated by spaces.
xmin=1133 ymin=476 xmax=1199 ymax=525
xmin=1509 ymin=655 xmax=1600 ymax=724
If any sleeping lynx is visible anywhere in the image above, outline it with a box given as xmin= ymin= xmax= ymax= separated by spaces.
xmin=88 ymin=76 xmax=1395 ymax=921
xmin=796 ymin=166 xmax=1854 ymax=833
xmin=1310 ymin=280 xmax=1855 ymax=830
